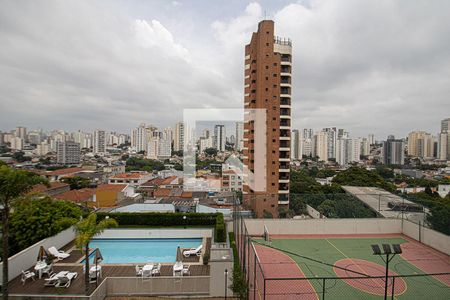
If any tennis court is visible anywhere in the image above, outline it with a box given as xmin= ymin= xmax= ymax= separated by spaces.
xmin=249 ymin=234 xmax=450 ymax=299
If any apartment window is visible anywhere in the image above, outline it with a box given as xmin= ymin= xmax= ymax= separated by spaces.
xmin=272 ymin=183 xmax=275 ymax=186
xmin=273 ymin=84 xmax=277 ymax=88
xmin=272 ymin=139 xmax=276 ymax=142
xmin=273 ymin=74 xmax=277 ymax=77
xmin=266 ymin=31 xmax=269 ymax=34
xmin=265 ymin=88 xmax=268 ymax=91
xmin=272 ymin=172 xmax=275 ymax=175
xmin=273 ymin=117 xmax=276 ymax=120
xmin=274 ymin=63 xmax=277 ymax=66
xmin=265 ymin=76 xmax=269 ymax=80
xmin=265 ymin=65 xmax=269 ymax=69
xmin=266 ymin=43 xmax=269 ymax=46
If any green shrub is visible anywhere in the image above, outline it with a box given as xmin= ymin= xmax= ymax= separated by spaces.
xmin=215 ymin=213 xmax=226 ymax=243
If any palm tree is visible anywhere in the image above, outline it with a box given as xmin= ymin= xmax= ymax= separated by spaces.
xmin=74 ymin=213 xmax=117 ymax=295
xmin=0 ymin=165 xmax=48 ymax=300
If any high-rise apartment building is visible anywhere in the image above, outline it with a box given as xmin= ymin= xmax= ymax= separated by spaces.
xmin=408 ymin=131 xmax=434 ymax=158
xmin=173 ymin=122 xmax=185 ymax=152
xmin=213 ymin=125 xmax=226 ymax=152
xmin=336 ymin=138 xmax=361 ymax=166
xmin=382 ymin=135 xmax=404 ymax=165
xmin=56 ymin=141 xmax=81 ymax=165
xmin=303 ymin=128 xmax=313 ymax=140
xmin=235 ymin=122 xmax=244 ymax=151
xmin=131 ymin=124 xmax=148 ymax=153
xmin=15 ymin=126 xmax=27 ymax=141
xmin=93 ymin=129 xmax=106 ymax=154
xmin=243 ymin=20 xmax=292 ymax=217
xmin=291 ymin=129 xmax=300 ymax=160
xmin=441 ymin=117 xmax=450 ymax=133
xmin=368 ymin=134 xmax=375 ymax=145
xmin=313 ymin=131 xmax=328 ymax=161
xmin=360 ymin=137 xmax=370 ymax=156
xmin=10 ymin=136 xmax=24 ymax=150
xmin=147 ymin=131 xmax=171 ymax=160
xmin=323 ymin=127 xmax=337 ymax=159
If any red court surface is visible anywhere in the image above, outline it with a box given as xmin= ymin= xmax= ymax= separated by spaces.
xmin=333 ymin=258 xmax=407 ymax=296
xmin=254 ymin=244 xmax=318 ymax=300
xmin=400 ymin=237 xmax=450 ymax=286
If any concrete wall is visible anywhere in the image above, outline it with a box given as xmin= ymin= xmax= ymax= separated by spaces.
xmin=0 ymin=226 xmax=75 ymax=283
xmin=209 ymin=257 xmax=233 ymax=297
xmin=402 ymin=220 xmax=450 ymax=255
xmin=244 ymin=218 xmax=402 ymax=236
xmin=96 ymin=228 xmax=212 ymax=239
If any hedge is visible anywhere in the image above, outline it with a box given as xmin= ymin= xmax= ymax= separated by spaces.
xmin=97 ymin=212 xmax=226 ymax=243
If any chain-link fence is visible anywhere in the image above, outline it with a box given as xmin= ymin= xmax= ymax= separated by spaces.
xmin=233 ymin=212 xmax=450 ymax=299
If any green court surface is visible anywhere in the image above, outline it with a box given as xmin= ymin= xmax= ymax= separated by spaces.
xmin=256 ymin=237 xmax=450 ymax=299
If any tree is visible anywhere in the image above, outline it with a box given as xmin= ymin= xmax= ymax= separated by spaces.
xmin=0 ymin=166 xmax=48 ymax=300
xmin=317 ymin=200 xmax=337 ymax=218
xmin=9 ymin=196 xmax=82 ymax=254
xmin=74 ymin=214 xmax=117 ymax=295
xmin=204 ymin=147 xmax=218 ymax=157
xmin=12 ymin=151 xmax=30 ymax=163
xmin=61 ymin=176 xmax=91 ymax=190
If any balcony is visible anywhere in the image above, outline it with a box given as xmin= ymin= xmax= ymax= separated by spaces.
xmin=279 ymin=162 xmax=290 ymax=169
xmin=280 ymin=77 xmax=291 ymax=84
xmin=280 ymin=140 xmax=289 ymax=148
xmin=280 ymin=119 xmax=290 ymax=127
xmin=274 ymin=36 xmax=292 ymax=46
xmin=281 ymin=54 xmax=291 ymax=62
xmin=281 ymin=66 xmax=291 ymax=74
xmin=280 ymin=108 xmax=290 ymax=116
xmin=280 ymin=98 xmax=290 ymax=106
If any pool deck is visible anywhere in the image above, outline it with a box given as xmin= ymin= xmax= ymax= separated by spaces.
xmin=9 ymin=238 xmax=212 ymax=297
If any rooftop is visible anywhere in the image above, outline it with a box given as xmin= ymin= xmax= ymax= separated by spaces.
xmin=45 ymin=167 xmax=84 ymax=176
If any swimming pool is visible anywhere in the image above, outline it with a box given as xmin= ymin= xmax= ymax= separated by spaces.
xmin=84 ymin=238 xmax=203 ymax=264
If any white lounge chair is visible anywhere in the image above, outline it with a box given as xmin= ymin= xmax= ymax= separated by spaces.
xmin=183 ymin=245 xmax=202 ymax=257
xmin=151 ymin=263 xmax=161 ymax=276
xmin=21 ymin=270 xmax=36 ymax=285
xmin=55 ymin=272 xmax=77 ymax=288
xmin=135 ymin=265 xmax=143 ymax=277
xmin=44 ymin=271 xmax=68 ymax=287
xmin=89 ymin=266 xmax=101 ymax=283
xmin=48 ymin=246 xmax=70 ymax=261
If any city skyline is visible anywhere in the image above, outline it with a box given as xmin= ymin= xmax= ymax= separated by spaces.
xmin=1 ymin=1 xmax=449 ymax=137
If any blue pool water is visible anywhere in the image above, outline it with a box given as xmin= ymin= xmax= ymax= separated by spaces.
xmin=85 ymin=238 xmax=202 ymax=264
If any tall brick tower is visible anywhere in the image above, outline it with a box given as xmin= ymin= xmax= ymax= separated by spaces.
xmin=243 ymin=20 xmax=292 ymax=218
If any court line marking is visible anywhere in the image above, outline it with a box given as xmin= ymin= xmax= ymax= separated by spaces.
xmin=325 ymin=238 xmax=399 ymax=300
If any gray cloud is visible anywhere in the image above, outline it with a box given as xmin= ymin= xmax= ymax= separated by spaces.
xmin=0 ymin=0 xmax=449 ymax=139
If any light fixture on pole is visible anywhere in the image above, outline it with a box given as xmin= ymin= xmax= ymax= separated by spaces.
xmin=183 ymin=215 xmax=187 ymax=229
xmin=371 ymin=243 xmax=402 ymax=300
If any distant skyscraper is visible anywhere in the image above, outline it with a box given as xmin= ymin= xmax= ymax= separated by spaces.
xmin=15 ymin=126 xmax=27 ymax=141
xmin=303 ymin=128 xmax=313 ymax=139
xmin=131 ymin=124 xmax=148 ymax=153
xmin=438 ymin=132 xmax=449 ymax=160
xmin=173 ymin=122 xmax=185 ymax=152
xmin=368 ymin=134 xmax=375 ymax=145
xmin=408 ymin=131 xmax=434 ymax=158
xmin=235 ymin=122 xmax=244 ymax=151
xmin=313 ymin=131 xmax=328 ymax=161
xmin=93 ymin=129 xmax=106 ymax=154
xmin=214 ymin=125 xmax=226 ymax=152
xmin=441 ymin=117 xmax=450 ymax=133
xmin=147 ymin=131 xmax=171 ymax=160
xmin=323 ymin=127 xmax=337 ymax=159
xmin=10 ymin=136 xmax=24 ymax=150
xmin=382 ymin=135 xmax=404 ymax=165
xmin=291 ymin=129 xmax=300 ymax=160
xmin=360 ymin=138 xmax=370 ymax=156
xmin=336 ymin=138 xmax=360 ymax=166
xmin=57 ymin=141 xmax=81 ymax=165
xmin=243 ymin=20 xmax=292 ymax=217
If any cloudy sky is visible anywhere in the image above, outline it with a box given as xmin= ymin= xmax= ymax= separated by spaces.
xmin=1 ymin=0 xmax=449 ymax=139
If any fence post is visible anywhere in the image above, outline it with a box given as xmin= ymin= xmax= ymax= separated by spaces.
xmin=419 ymin=221 xmax=422 ymax=242
xmin=391 ymin=277 xmax=395 ymax=300
xmin=322 ymin=278 xmax=326 ymax=300
xmin=253 ymin=253 xmax=257 ymax=300
xmin=263 ymin=278 xmax=266 ymax=300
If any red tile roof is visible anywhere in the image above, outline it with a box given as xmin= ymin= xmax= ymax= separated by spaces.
xmin=54 ymin=189 xmax=95 ymax=203
xmin=153 ymin=188 xmax=171 ymax=197
xmin=161 ymin=176 xmax=179 ymax=185
xmin=29 ymin=182 xmax=69 ymax=194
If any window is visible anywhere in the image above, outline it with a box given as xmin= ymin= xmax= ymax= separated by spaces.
xmin=265 ymin=65 xmax=269 ymax=69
